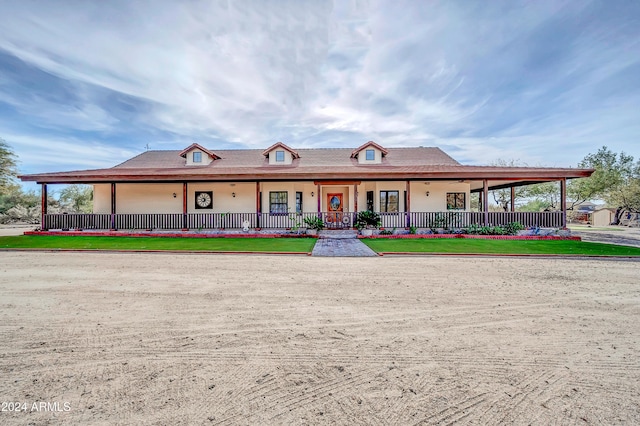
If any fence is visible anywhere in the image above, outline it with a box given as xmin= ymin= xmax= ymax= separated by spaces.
xmin=43 ymin=210 xmax=564 ymax=230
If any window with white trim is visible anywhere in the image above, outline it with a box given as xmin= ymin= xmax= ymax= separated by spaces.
xmin=269 ymin=191 xmax=288 ymax=214
xmin=365 ymin=149 xmax=375 ymax=161
xmin=193 ymin=152 xmax=202 ymax=163
xmin=275 ymin=150 xmax=285 ymax=162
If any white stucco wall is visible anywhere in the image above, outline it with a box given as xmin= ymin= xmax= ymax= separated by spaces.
xmin=187 ymin=182 xmax=255 ymax=213
xmin=92 ymin=180 xmax=472 ymax=214
xmin=259 ymin=182 xmax=315 ymax=213
xmin=409 ymin=181 xmax=471 ymax=212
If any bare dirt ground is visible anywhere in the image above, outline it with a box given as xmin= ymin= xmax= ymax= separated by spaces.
xmin=0 ymin=252 xmax=639 ymax=425
xmin=570 ymin=225 xmax=640 ymax=248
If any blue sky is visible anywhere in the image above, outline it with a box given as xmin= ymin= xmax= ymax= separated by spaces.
xmin=1 ymin=0 xmax=639 ymax=182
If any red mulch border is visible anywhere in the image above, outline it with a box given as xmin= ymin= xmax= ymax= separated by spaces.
xmin=359 ymin=234 xmax=581 ymax=241
xmin=22 ymin=231 xmax=580 ymax=241
xmin=23 ymin=231 xmax=317 ymax=239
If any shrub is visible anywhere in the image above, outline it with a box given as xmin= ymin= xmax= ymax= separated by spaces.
xmin=503 ymin=221 xmax=525 ymax=235
xmin=355 ymin=210 xmax=381 ymax=230
xmin=380 ymin=227 xmax=395 ymax=235
xmin=303 ymin=216 xmax=325 ymax=230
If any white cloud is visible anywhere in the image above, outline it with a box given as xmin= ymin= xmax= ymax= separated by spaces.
xmin=0 ymin=0 xmax=638 ymax=172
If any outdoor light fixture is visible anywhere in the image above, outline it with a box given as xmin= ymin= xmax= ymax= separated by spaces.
xmin=311 ymin=192 xmax=315 ymax=197
xmin=426 ymin=191 xmax=430 ymax=197
xmin=172 ymin=193 xmax=177 ymax=198
xmin=232 ymin=192 xmax=236 ymax=198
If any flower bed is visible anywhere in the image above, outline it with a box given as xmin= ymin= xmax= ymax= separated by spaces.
xmin=359 ymin=234 xmax=581 ymax=241
xmin=24 ymin=230 xmax=317 ymax=239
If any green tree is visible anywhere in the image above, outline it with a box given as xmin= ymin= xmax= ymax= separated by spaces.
xmin=568 ymin=146 xmax=636 ymax=207
xmin=58 ymin=184 xmax=93 ymax=213
xmin=0 ymin=137 xmax=18 ymax=192
xmin=488 ymin=159 xmax=532 ymax=211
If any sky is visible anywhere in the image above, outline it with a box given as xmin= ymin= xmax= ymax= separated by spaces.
xmin=0 ymin=0 xmax=639 ymax=184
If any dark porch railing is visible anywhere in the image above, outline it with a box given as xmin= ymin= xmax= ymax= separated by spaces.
xmin=42 ymin=211 xmax=564 ymax=230
xmin=44 ymin=213 xmax=111 ymax=230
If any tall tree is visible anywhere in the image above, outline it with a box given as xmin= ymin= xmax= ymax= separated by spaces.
xmin=58 ymin=184 xmax=93 ymax=213
xmin=0 ymin=137 xmax=18 ymax=192
xmin=567 ymin=146 xmax=635 ymax=208
xmin=488 ymin=159 xmax=531 ymax=211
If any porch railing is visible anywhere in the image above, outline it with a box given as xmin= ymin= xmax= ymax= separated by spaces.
xmin=42 ymin=211 xmax=564 ymax=230
xmin=44 ymin=213 xmax=111 ymax=230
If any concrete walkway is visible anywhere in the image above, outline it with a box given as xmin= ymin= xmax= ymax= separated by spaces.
xmin=311 ymin=238 xmax=378 ymax=257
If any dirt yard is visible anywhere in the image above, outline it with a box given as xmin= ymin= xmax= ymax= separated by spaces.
xmin=0 ymin=252 xmax=639 ymax=425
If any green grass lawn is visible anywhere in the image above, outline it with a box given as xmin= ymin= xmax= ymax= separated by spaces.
xmin=0 ymin=235 xmax=316 ymax=253
xmin=362 ymin=238 xmax=640 ymax=256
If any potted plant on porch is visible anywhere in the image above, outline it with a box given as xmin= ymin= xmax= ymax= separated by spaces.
xmin=303 ymin=216 xmax=324 ymax=236
xmin=355 ymin=210 xmax=381 ymax=237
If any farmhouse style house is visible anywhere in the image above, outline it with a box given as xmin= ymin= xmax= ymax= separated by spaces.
xmin=20 ymin=141 xmax=593 ymax=231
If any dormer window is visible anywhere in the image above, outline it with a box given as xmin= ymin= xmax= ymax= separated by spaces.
xmin=179 ymin=143 xmax=221 ymax=166
xmin=351 ymin=141 xmax=388 ymax=165
xmin=262 ymin=142 xmax=299 ymax=165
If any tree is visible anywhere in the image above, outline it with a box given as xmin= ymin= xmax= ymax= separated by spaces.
xmin=567 ymin=146 xmax=636 ymax=208
xmin=58 ymin=184 xmax=93 ymax=213
xmin=607 ymin=160 xmax=640 ymax=218
xmin=0 ymin=137 xmax=18 ymax=192
xmin=488 ymin=159 xmax=532 ymax=211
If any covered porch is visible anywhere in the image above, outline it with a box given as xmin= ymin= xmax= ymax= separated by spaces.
xmin=41 ymin=210 xmax=564 ymax=231
xmin=35 ymin=175 xmax=572 ymax=232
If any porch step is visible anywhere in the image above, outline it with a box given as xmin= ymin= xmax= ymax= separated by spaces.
xmin=318 ymin=230 xmax=359 ymax=239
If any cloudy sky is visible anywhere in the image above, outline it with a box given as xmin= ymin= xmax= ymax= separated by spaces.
xmin=1 ymin=0 xmax=639 ymax=180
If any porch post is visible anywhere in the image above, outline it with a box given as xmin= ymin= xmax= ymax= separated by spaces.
xmin=256 ymin=182 xmax=261 ymax=228
xmin=110 ymin=182 xmax=116 ymax=230
xmin=182 ymin=182 xmax=188 ymax=230
xmin=354 ymin=184 xmax=358 ymax=212
xmin=316 ymin=183 xmax=321 ymax=216
xmin=40 ymin=183 xmax=47 ymax=230
xmin=510 ymin=186 xmax=515 ymax=212
xmin=560 ymin=178 xmax=567 ymax=228
xmin=483 ymin=179 xmax=489 ymax=226
xmin=405 ymin=180 xmax=411 ymax=228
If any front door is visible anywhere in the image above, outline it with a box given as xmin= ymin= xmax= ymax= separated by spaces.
xmin=327 ymin=193 xmax=344 ymax=227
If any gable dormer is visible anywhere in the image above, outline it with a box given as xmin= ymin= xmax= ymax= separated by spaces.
xmin=262 ymin=142 xmax=300 ymax=165
xmin=179 ymin=143 xmax=221 ymax=166
xmin=351 ymin=141 xmax=388 ymax=164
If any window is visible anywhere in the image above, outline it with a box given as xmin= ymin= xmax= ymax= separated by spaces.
xmin=269 ymin=191 xmax=288 ymax=214
xmin=295 ymin=192 xmax=303 ymax=214
xmin=366 ymin=191 xmax=374 ymax=211
xmin=193 ymin=152 xmax=202 ymax=163
xmin=447 ymin=192 xmax=466 ymax=210
xmin=380 ymin=191 xmax=399 ymax=212
xmin=275 ymin=150 xmax=285 ymax=162
xmin=365 ymin=149 xmax=375 ymax=161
